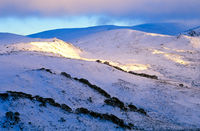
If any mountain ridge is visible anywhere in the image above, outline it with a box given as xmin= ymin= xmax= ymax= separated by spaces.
xmin=27 ymin=23 xmax=194 ymax=42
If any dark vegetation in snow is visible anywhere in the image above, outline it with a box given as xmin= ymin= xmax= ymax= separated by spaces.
xmin=0 ymin=91 xmax=134 ymax=129
xmin=60 ymin=70 xmax=147 ymax=115
xmin=96 ymin=60 xmax=158 ymax=80
xmin=0 ymin=68 xmax=148 ymax=129
xmin=187 ymin=30 xmax=200 ymax=37
xmin=128 ymin=71 xmax=158 ymax=80
xmin=6 ymin=91 xmax=72 ymax=112
xmin=74 ymin=78 xmax=111 ymax=98
xmin=104 ymin=97 xmax=147 ymax=115
xmin=2 ymin=111 xmax=21 ymax=128
xmin=75 ymin=107 xmax=134 ymax=129
xmin=61 ymin=72 xmax=111 ymax=98
xmin=37 ymin=68 xmax=54 ymax=74
xmin=104 ymin=97 xmax=127 ymax=111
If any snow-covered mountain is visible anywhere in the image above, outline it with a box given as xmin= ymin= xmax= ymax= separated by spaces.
xmin=0 ymin=33 xmax=35 ymax=45
xmin=0 ymin=28 xmax=200 ymax=130
xmin=73 ymin=29 xmax=200 ymax=84
xmin=183 ymin=26 xmax=200 ymax=37
xmin=131 ymin=23 xmax=192 ymax=36
xmin=0 ymin=33 xmax=50 ymax=46
xmin=28 ymin=25 xmax=123 ymax=42
xmin=28 ymin=23 xmax=192 ymax=42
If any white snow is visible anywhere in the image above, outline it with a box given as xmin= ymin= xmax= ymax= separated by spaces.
xmin=0 ymin=28 xmax=200 ymax=130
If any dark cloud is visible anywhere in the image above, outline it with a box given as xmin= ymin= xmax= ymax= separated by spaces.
xmin=0 ymin=0 xmax=200 ymax=22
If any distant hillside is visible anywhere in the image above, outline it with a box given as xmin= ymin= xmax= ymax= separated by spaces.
xmin=28 ymin=23 xmax=192 ymax=42
xmin=182 ymin=26 xmax=200 ymax=37
xmin=131 ymin=23 xmax=191 ymax=35
xmin=0 ymin=33 xmax=39 ymax=45
xmin=28 ymin=25 xmax=122 ymax=42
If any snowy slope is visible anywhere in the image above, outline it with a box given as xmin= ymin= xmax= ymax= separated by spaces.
xmin=28 ymin=25 xmax=123 ymax=42
xmin=0 ymin=33 xmax=40 ymax=45
xmin=73 ymin=29 xmax=200 ymax=86
xmin=183 ymin=26 xmax=200 ymax=37
xmin=131 ymin=23 xmax=191 ymax=35
xmin=0 ymin=28 xmax=200 ymax=130
xmin=28 ymin=23 xmax=192 ymax=42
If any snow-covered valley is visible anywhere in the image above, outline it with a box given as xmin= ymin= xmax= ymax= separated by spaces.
xmin=0 ymin=27 xmax=200 ymax=130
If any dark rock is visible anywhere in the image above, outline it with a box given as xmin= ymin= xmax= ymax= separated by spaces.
xmin=137 ymin=108 xmax=147 ymax=115
xmin=76 ymin=78 xmax=111 ymax=98
xmin=52 ymin=102 xmax=61 ymax=107
xmin=89 ymin=111 xmax=102 ymax=118
xmin=61 ymin=72 xmax=71 ymax=79
xmin=34 ymin=95 xmax=45 ymax=103
xmin=179 ymin=84 xmax=184 ymax=87
xmin=128 ymin=104 xmax=137 ymax=111
xmin=14 ymin=112 xmax=20 ymax=116
xmin=104 ymin=97 xmax=127 ymax=110
xmin=0 ymin=93 xmax=9 ymax=100
xmin=7 ymin=91 xmax=33 ymax=100
xmin=61 ymin=104 xmax=72 ymax=112
xmin=38 ymin=68 xmax=53 ymax=74
xmin=74 ymin=77 xmax=78 ymax=80
xmin=59 ymin=117 xmax=66 ymax=122
xmin=79 ymin=78 xmax=92 ymax=86
xmin=87 ymin=97 xmax=93 ymax=103
xmin=91 ymin=85 xmax=111 ymax=98
xmin=76 ymin=108 xmax=90 ymax=114
xmin=113 ymin=66 xmax=124 ymax=72
xmin=76 ymin=107 xmax=133 ymax=129
xmin=96 ymin=60 xmax=102 ymax=63
xmin=44 ymin=98 xmax=55 ymax=104
xmin=5 ymin=111 xmax=20 ymax=124
xmin=128 ymin=71 xmax=158 ymax=80
xmin=6 ymin=111 xmax=14 ymax=120
xmin=104 ymin=61 xmax=110 ymax=65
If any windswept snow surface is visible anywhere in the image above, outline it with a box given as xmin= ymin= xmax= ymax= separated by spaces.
xmin=0 ymin=29 xmax=200 ymax=130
